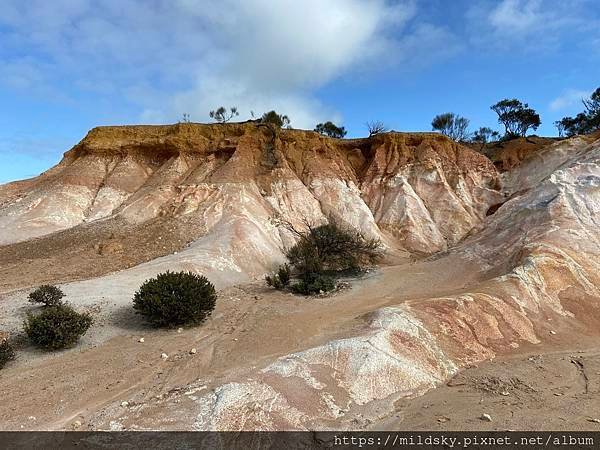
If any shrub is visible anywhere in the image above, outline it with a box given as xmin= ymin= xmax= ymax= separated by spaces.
xmin=133 ymin=271 xmax=217 ymax=327
xmin=28 ymin=285 xmax=65 ymax=307
xmin=314 ymin=121 xmax=347 ymax=138
xmin=471 ymin=127 xmax=500 ymax=144
xmin=261 ymin=110 xmax=290 ymax=128
xmin=265 ymin=264 xmax=291 ymax=290
xmin=291 ymin=273 xmax=336 ymax=295
xmin=0 ymin=337 xmax=15 ymax=369
xmin=24 ymin=304 xmax=92 ymax=350
xmin=277 ymin=264 xmax=291 ymax=286
xmin=431 ymin=113 xmax=470 ymax=141
xmin=285 ymin=221 xmax=381 ymax=275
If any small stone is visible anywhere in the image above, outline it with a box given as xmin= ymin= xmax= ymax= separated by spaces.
xmin=72 ymin=420 xmax=82 ymax=429
xmin=161 ymin=353 xmax=169 ymax=360
xmin=554 ymin=392 xmax=563 ymax=396
xmin=189 ymin=348 xmax=197 ymax=354
xmin=500 ymin=391 xmax=509 ymax=396
xmin=138 ymin=337 xmax=145 ymax=343
xmin=120 ymin=401 xmax=129 ymax=407
xmin=550 ymin=330 xmax=557 ymax=335
xmin=480 ymin=413 xmax=492 ymax=422
xmin=587 ymin=418 xmax=600 ymax=423
xmin=177 ymin=328 xmax=183 ymax=333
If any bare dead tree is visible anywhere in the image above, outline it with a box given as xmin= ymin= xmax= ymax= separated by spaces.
xmin=366 ymin=120 xmax=388 ymax=137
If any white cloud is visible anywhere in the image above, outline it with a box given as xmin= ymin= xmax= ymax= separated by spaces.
xmin=489 ymin=0 xmax=544 ymax=32
xmin=1 ymin=0 xmax=454 ymax=129
xmin=467 ymin=0 xmax=595 ymax=51
xmin=549 ymin=89 xmax=591 ymax=111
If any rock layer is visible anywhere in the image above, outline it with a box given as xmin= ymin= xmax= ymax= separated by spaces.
xmin=1 ymin=126 xmax=598 ymax=432
xmin=0 ymin=124 xmax=501 ymax=260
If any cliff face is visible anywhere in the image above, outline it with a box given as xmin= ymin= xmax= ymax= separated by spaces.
xmin=105 ymin=134 xmax=599 ymax=432
xmin=0 ymin=126 xmax=599 ymax=432
xmin=0 ymin=124 xmax=501 ymax=265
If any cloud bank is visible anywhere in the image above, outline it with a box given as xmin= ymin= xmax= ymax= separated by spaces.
xmin=0 ymin=0 xmax=430 ymax=128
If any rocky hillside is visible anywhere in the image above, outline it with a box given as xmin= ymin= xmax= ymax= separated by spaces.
xmin=0 ymin=124 xmax=500 ymax=281
xmin=0 ymin=125 xmax=598 ymax=432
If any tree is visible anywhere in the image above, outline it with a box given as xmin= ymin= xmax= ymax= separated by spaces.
xmin=471 ymin=127 xmax=500 ymax=144
xmin=314 ymin=121 xmax=347 ymax=138
xmin=557 ymin=88 xmax=600 ymax=137
xmin=582 ymin=87 xmax=600 ymax=118
xmin=490 ymin=99 xmax=541 ymax=138
xmin=431 ymin=113 xmax=470 ymax=141
xmin=209 ymin=106 xmax=239 ymax=123
xmin=555 ymin=113 xmax=590 ymax=137
xmin=261 ymin=110 xmax=290 ymax=128
xmin=366 ymin=121 xmax=388 ymax=137
xmin=180 ymin=113 xmax=191 ymax=123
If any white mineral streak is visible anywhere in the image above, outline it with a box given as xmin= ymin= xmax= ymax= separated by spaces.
xmin=189 ymin=136 xmax=600 ymax=430
xmin=193 ymin=306 xmax=457 ymax=430
xmin=1 ymin=126 xmax=598 ymax=431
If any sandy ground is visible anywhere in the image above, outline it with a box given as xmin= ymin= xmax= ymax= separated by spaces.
xmin=0 ymin=253 xmax=486 ymax=431
xmin=0 ymin=214 xmax=206 ymax=293
xmin=374 ymin=347 xmax=600 ymax=431
xmin=1 ymin=250 xmax=599 ymax=430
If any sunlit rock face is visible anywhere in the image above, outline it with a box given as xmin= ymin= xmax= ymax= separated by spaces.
xmin=2 ymin=124 xmax=598 ymax=432
xmin=0 ymin=124 xmax=500 ymax=258
xmin=109 ymin=134 xmax=597 ymax=431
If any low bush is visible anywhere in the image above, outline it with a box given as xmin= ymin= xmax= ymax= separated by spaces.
xmin=265 ymin=264 xmax=291 ymax=290
xmin=28 ymin=285 xmax=65 ymax=307
xmin=266 ymin=220 xmax=382 ymax=296
xmin=133 ymin=271 xmax=217 ymax=327
xmin=24 ymin=304 xmax=92 ymax=350
xmin=285 ymin=221 xmax=381 ymax=275
xmin=290 ymin=273 xmax=336 ymax=295
xmin=0 ymin=338 xmax=15 ymax=369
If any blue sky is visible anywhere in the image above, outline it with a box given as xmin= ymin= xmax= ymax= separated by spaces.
xmin=1 ymin=0 xmax=599 ymax=183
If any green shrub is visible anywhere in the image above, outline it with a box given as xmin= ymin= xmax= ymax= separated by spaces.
xmin=28 ymin=285 xmax=65 ymax=307
xmin=277 ymin=264 xmax=291 ymax=286
xmin=265 ymin=264 xmax=291 ymax=290
xmin=261 ymin=110 xmax=290 ymax=128
xmin=24 ymin=304 xmax=92 ymax=350
xmin=133 ymin=271 xmax=217 ymax=327
xmin=0 ymin=338 xmax=15 ymax=369
xmin=291 ymin=273 xmax=336 ymax=295
xmin=286 ymin=221 xmax=381 ymax=275
xmin=314 ymin=121 xmax=347 ymax=138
